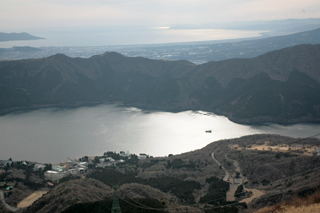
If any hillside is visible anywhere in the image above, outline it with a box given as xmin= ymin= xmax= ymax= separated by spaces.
xmin=255 ymin=188 xmax=320 ymax=213
xmin=21 ymin=178 xmax=114 ymax=213
xmin=0 ymin=44 xmax=320 ymax=124
xmin=2 ymin=134 xmax=320 ymax=212
xmin=20 ymin=179 xmax=189 ymax=213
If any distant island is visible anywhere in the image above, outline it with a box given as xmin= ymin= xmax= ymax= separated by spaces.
xmin=0 ymin=32 xmax=44 ymax=42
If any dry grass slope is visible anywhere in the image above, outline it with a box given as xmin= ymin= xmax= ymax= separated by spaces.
xmin=22 ymin=178 xmax=113 ymax=213
xmin=255 ymin=186 xmax=320 ymax=213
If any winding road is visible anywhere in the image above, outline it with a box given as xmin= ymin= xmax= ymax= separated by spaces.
xmin=211 ymin=148 xmax=229 ymax=181
xmin=211 ymin=147 xmax=245 ymax=202
xmin=0 ymin=190 xmax=20 ymax=212
xmin=212 ymin=148 xmax=264 ymax=204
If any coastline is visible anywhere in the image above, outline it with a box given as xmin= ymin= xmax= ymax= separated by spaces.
xmin=1 ymin=102 xmax=320 ymax=125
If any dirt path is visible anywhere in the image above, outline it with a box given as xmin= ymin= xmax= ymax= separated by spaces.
xmin=239 ymin=188 xmax=265 ymax=204
xmin=226 ymin=184 xmax=237 ymax=201
xmin=17 ymin=190 xmax=48 ymax=208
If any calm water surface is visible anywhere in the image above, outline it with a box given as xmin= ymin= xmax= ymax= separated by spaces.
xmin=0 ymin=28 xmax=264 ymax=48
xmin=0 ymin=104 xmax=319 ymax=163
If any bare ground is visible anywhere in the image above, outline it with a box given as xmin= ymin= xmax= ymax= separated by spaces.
xmin=240 ymin=188 xmax=265 ymax=204
xmin=17 ymin=190 xmax=48 ymax=208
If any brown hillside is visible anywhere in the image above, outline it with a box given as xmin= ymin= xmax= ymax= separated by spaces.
xmin=22 ymin=178 xmax=113 ymax=213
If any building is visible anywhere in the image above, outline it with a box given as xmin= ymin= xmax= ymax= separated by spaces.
xmin=105 ymin=157 xmax=115 ymax=162
xmin=96 ymin=162 xmax=113 ymax=168
xmin=52 ymin=166 xmax=63 ymax=172
xmin=44 ymin=170 xmax=66 ymax=182
xmin=119 ymin=151 xmax=131 ymax=157
xmin=67 ymin=169 xmax=78 ymax=175
xmin=78 ymin=168 xmax=86 ymax=174
xmin=313 ymin=147 xmax=320 ymax=155
xmin=0 ymin=160 xmax=12 ymax=167
xmin=138 ymin=153 xmax=147 ymax=160
xmin=6 ymin=186 xmax=14 ymax=190
xmin=33 ymin=164 xmax=46 ymax=171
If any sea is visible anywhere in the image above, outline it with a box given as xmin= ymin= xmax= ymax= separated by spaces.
xmin=0 ymin=104 xmax=319 ymax=163
xmin=0 ymin=28 xmax=265 ymax=48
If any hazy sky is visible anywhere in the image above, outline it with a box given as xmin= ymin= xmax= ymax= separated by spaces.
xmin=1 ymin=0 xmax=320 ymax=30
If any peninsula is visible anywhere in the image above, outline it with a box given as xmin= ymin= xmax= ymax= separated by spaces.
xmin=0 ymin=32 xmax=44 ymax=42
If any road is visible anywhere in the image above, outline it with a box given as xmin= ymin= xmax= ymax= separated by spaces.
xmin=211 ymin=148 xmax=229 ymax=181
xmin=0 ymin=190 xmax=20 ymax=212
xmin=212 ymin=149 xmax=265 ymax=204
xmin=212 ymin=148 xmax=247 ymax=202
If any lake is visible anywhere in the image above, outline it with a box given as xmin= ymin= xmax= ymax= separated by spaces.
xmin=0 ymin=104 xmax=319 ymax=163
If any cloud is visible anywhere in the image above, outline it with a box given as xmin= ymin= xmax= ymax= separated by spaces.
xmin=1 ymin=0 xmax=320 ymax=30
xmin=225 ymin=0 xmax=320 ymax=20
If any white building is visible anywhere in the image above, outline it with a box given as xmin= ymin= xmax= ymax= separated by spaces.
xmin=44 ymin=170 xmax=66 ymax=182
xmin=67 ymin=169 xmax=79 ymax=175
xmin=105 ymin=157 xmax=115 ymax=162
xmin=33 ymin=164 xmax=46 ymax=171
xmin=96 ymin=162 xmax=113 ymax=168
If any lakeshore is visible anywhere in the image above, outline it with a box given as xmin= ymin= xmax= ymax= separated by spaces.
xmin=1 ymin=104 xmax=320 ymax=164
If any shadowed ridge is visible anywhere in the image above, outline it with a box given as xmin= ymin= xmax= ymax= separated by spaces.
xmin=191 ymin=44 xmax=320 ymax=88
xmin=0 ymin=44 xmax=319 ymax=123
xmin=22 ymin=178 xmax=113 ymax=213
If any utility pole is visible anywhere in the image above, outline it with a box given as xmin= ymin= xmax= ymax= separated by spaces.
xmin=111 ymin=185 xmax=122 ymax=213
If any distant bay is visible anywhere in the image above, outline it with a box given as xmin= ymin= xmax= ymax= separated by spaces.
xmin=0 ymin=28 xmax=265 ymax=48
xmin=0 ymin=104 xmax=319 ymax=163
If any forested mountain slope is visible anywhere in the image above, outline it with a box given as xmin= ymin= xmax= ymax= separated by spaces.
xmin=0 ymin=44 xmax=320 ymax=124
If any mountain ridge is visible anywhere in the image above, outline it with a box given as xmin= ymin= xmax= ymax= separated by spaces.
xmin=0 ymin=44 xmax=320 ymax=124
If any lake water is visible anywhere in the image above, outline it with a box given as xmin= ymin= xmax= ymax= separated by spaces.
xmin=0 ymin=104 xmax=319 ymax=163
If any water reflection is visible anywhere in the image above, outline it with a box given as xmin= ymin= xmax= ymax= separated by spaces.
xmin=0 ymin=104 xmax=319 ymax=163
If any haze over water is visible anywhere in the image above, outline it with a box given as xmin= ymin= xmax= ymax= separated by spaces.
xmin=0 ymin=104 xmax=319 ymax=163
xmin=0 ymin=28 xmax=265 ymax=48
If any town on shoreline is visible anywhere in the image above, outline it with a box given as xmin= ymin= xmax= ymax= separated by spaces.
xmin=0 ymin=151 xmax=154 ymax=186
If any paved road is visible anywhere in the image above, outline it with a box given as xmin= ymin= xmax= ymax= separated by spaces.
xmin=0 ymin=190 xmax=20 ymax=212
xmin=211 ymin=148 xmax=229 ymax=181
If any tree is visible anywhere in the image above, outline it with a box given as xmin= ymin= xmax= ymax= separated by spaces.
xmin=4 ymin=163 xmax=10 ymax=172
xmin=81 ymin=156 xmax=89 ymax=162
xmin=93 ymin=156 xmax=100 ymax=164
xmin=44 ymin=164 xmax=52 ymax=172
xmin=235 ymin=172 xmax=241 ymax=178
xmin=234 ymin=185 xmax=245 ymax=197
